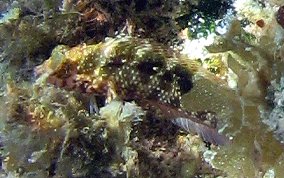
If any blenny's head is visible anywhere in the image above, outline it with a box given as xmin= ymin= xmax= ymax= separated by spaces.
xmin=34 ymin=43 xmax=103 ymax=92
xmin=35 ymin=45 xmax=71 ymax=77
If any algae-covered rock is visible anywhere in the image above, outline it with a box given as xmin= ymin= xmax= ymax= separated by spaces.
xmin=1 ymin=79 xmax=221 ymax=177
xmin=0 ymin=81 xmax=145 ymax=177
xmin=2 ymin=0 xmax=284 ymax=177
xmin=0 ymin=5 xmax=81 ymax=81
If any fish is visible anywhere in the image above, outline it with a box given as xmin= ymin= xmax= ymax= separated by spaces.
xmin=35 ymin=35 xmax=231 ymax=145
xmin=35 ymin=36 xmax=199 ymax=104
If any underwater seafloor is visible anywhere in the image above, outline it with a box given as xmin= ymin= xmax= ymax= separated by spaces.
xmin=1 ymin=0 xmax=284 ymax=177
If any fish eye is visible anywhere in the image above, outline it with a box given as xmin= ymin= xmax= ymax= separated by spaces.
xmin=136 ymin=58 xmax=165 ymax=75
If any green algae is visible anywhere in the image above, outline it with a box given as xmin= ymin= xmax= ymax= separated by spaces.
xmin=181 ymin=75 xmax=284 ymax=177
xmin=0 ymin=8 xmax=20 ymax=24
xmin=180 ymin=17 xmax=284 ymax=177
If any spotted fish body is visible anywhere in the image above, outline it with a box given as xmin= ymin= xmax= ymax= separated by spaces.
xmin=100 ymin=41 xmax=196 ymax=106
xmin=36 ymin=35 xmax=230 ymax=145
xmin=37 ymin=36 xmax=198 ymax=106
